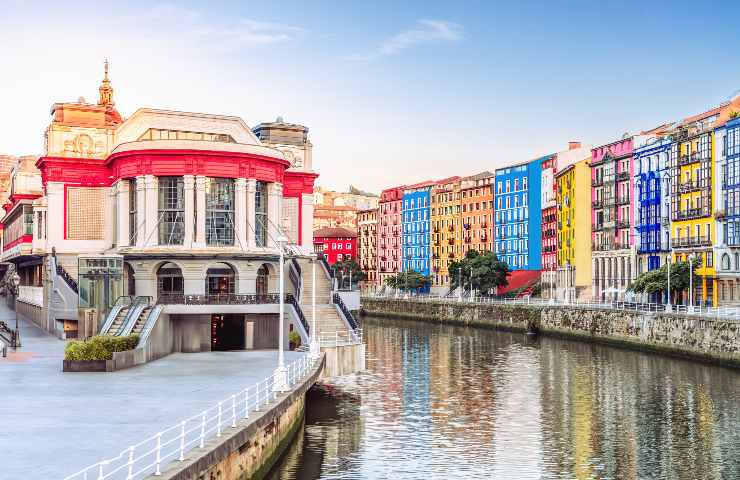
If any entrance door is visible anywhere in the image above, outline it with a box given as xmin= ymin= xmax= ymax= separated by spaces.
xmin=210 ymin=314 xmax=245 ymax=351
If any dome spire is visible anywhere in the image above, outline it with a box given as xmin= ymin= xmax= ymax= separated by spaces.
xmin=98 ymin=59 xmax=114 ymax=106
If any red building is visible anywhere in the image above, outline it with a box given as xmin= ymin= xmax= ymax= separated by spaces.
xmin=313 ymin=227 xmax=357 ymax=265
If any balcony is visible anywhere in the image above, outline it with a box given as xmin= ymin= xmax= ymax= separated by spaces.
xmin=674 ymin=207 xmax=710 ymax=221
xmin=592 ymin=199 xmax=603 ymax=209
xmin=671 ymin=236 xmax=711 ymax=248
xmin=592 ymin=178 xmax=604 ymax=187
xmin=678 ymin=152 xmax=706 ymax=166
xmin=616 ymin=171 xmax=630 ymax=181
xmin=617 ymin=195 xmax=630 ymax=205
xmin=616 ymin=219 xmax=630 ymax=229
xmin=157 ymin=293 xmax=287 ymax=305
xmin=678 ymin=180 xmax=702 ymax=193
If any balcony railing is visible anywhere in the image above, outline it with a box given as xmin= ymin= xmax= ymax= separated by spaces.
xmin=592 ymin=199 xmax=603 ymax=208
xmin=616 ymin=171 xmax=630 ymax=181
xmin=671 ymin=236 xmax=711 ymax=248
xmin=617 ymin=195 xmax=630 ymax=205
xmin=674 ymin=207 xmax=711 ymax=221
xmin=592 ymin=178 xmax=604 ymax=187
xmin=678 ymin=180 xmax=701 ymax=193
xmin=157 ymin=293 xmax=284 ymax=305
xmin=616 ymin=220 xmax=630 ymax=229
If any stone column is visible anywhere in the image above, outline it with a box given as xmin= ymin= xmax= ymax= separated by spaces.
xmin=115 ymin=180 xmax=130 ymax=247
xmin=234 ymin=178 xmax=247 ymax=250
xmin=183 ymin=175 xmax=195 ymax=248
xmin=194 ymin=175 xmax=207 ymax=247
xmin=267 ymin=182 xmax=282 ymax=248
xmin=135 ymin=175 xmax=146 ymax=247
xmin=144 ymin=175 xmax=158 ymax=247
xmin=301 ymin=192 xmax=314 ymax=249
xmin=246 ymin=179 xmax=256 ymax=249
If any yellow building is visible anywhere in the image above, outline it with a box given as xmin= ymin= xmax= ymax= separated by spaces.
xmin=430 ymin=177 xmax=462 ymax=290
xmin=555 ymin=158 xmax=592 ymax=301
xmin=670 ymin=109 xmax=720 ymax=306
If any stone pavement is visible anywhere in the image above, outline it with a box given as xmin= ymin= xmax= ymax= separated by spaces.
xmin=0 ymin=311 xmax=303 ymax=480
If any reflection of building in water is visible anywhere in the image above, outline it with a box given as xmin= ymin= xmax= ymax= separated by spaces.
xmin=401 ymin=330 xmax=431 ymax=425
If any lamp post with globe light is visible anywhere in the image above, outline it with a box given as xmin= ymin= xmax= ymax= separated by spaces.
xmin=273 ymin=234 xmax=290 ymax=393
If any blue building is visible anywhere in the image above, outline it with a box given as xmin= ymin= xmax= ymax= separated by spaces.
xmin=716 ymin=117 xmax=740 ymax=301
xmin=493 ymin=157 xmax=543 ymax=271
xmin=634 ymin=136 xmax=672 ymax=276
xmin=402 ymin=185 xmax=432 ymax=278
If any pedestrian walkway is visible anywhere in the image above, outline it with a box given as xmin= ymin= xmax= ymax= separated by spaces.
xmin=0 ymin=313 xmax=303 ymax=480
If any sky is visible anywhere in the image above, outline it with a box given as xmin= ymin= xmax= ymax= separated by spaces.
xmin=1 ymin=0 xmax=740 ymax=193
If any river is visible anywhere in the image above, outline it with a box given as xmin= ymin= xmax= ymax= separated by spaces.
xmin=267 ymin=315 xmax=740 ymax=479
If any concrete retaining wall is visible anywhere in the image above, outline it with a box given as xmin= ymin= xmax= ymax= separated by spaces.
xmin=321 ymin=343 xmax=366 ymax=377
xmin=362 ymin=298 xmax=740 ymax=367
xmin=151 ymin=355 xmax=325 ymax=480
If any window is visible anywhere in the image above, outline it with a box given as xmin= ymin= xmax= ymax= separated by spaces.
xmin=205 ymin=177 xmax=235 ymax=246
xmin=138 ymin=128 xmax=235 ymax=143
xmin=158 ymin=177 xmax=185 ymax=245
xmin=255 ymin=181 xmax=268 ymax=247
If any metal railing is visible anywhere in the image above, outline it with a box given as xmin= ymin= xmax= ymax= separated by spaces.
xmin=285 ymin=293 xmax=310 ymax=335
xmin=364 ymin=294 xmax=740 ymax=321
xmin=63 ymin=354 xmax=318 ymax=480
xmin=157 ymin=293 xmax=281 ymax=305
xmin=332 ymin=293 xmax=360 ymax=331
xmin=56 ymin=264 xmax=79 ymax=294
xmin=317 ymin=329 xmax=363 ymax=347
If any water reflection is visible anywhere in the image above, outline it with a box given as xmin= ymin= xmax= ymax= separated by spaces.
xmin=269 ymin=316 xmax=740 ymax=479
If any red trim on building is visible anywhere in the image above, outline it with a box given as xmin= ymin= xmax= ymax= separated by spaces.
xmin=3 ymin=234 xmax=32 ymax=251
xmin=36 ymin=157 xmax=112 ymax=187
xmin=283 ymin=171 xmax=319 ymax=196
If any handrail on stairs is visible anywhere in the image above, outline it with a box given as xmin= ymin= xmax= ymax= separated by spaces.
xmin=99 ymin=296 xmax=134 ymax=335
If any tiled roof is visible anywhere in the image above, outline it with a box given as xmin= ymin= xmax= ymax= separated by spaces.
xmin=313 ymin=227 xmax=357 ymax=238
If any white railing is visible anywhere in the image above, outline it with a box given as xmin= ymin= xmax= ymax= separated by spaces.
xmin=317 ymin=329 xmax=363 ymax=347
xmin=364 ymin=294 xmax=740 ymax=321
xmin=17 ymin=285 xmax=43 ymax=307
xmin=63 ymin=355 xmax=318 ymax=480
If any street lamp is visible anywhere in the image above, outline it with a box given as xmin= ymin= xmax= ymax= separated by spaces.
xmin=688 ymin=253 xmax=695 ymax=314
xmin=309 ymin=253 xmax=319 ymax=359
xmin=11 ymin=272 xmax=20 ymax=347
xmin=661 ymin=174 xmax=673 ymax=312
xmin=273 ymin=234 xmax=290 ymax=393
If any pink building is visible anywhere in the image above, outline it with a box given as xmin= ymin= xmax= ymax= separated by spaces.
xmin=377 ymin=186 xmax=404 ymax=286
xmin=590 ymin=137 xmax=637 ymax=300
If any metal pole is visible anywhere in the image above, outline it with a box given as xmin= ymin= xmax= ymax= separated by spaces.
xmin=274 ymin=238 xmax=289 ymax=392
xmin=310 ymin=255 xmax=319 ymax=358
xmin=666 ymin=256 xmax=671 ymax=312
xmin=688 ymin=254 xmax=694 ymax=313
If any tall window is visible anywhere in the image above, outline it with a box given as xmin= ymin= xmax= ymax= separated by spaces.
xmin=205 ymin=178 xmax=235 ymax=245
xmin=158 ymin=177 xmax=184 ymax=245
xmin=255 ymin=181 xmax=268 ymax=247
xmin=129 ymin=178 xmax=137 ymax=243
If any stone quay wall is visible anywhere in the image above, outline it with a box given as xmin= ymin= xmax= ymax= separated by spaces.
xmin=362 ymin=298 xmax=740 ymax=367
xmin=152 ymin=354 xmax=325 ymax=480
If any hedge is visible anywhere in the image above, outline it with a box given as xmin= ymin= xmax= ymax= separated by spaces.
xmin=64 ymin=334 xmax=140 ymax=361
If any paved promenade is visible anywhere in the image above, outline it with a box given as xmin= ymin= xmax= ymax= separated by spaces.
xmin=0 ymin=309 xmax=302 ymax=480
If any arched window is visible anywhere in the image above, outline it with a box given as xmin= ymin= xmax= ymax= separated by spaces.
xmin=722 ymin=253 xmax=731 ymax=271
xmin=206 ymin=263 xmax=235 ymax=295
xmin=157 ymin=263 xmax=183 ymax=298
xmin=256 ymin=264 xmax=270 ymax=296
xmin=735 ymin=253 xmax=739 ymax=271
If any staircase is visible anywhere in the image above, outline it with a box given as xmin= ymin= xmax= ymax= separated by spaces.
xmin=297 ymin=258 xmax=347 ymax=338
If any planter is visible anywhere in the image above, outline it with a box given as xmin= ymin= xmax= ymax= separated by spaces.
xmin=63 ymin=359 xmax=113 ymax=372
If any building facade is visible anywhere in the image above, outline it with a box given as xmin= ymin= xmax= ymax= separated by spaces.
xmin=402 ymin=184 xmax=432 ymax=278
xmin=430 ymin=177 xmax=461 ymax=290
xmin=1 ymin=64 xmax=319 ymax=348
xmin=357 ymin=208 xmax=378 ymax=287
xmin=716 ymin=116 xmax=740 ymax=304
xmin=460 ymin=171 xmax=494 ymax=257
xmin=377 ymin=186 xmax=404 ymax=285
xmin=313 ymin=227 xmax=357 ymax=265
xmin=633 ymin=136 xmax=673 ymax=300
xmin=555 ymin=158 xmax=592 ymax=301
xmin=591 ymin=137 xmax=636 ymax=301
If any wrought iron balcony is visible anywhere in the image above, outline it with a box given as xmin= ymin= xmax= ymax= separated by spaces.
xmin=671 ymin=236 xmax=711 ymax=248
xmin=616 ymin=219 xmax=630 ymax=229
xmin=617 ymin=195 xmax=630 ymax=205
xmin=674 ymin=207 xmax=710 ymax=221
xmin=592 ymin=199 xmax=603 ymax=208
xmin=678 ymin=180 xmax=703 ymax=193
xmin=616 ymin=171 xmax=630 ymax=181
xmin=592 ymin=178 xmax=604 ymax=187
xmin=157 ymin=293 xmax=284 ymax=305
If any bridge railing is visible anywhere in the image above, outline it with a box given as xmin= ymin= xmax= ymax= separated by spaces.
xmin=364 ymin=294 xmax=740 ymax=321
xmin=62 ymin=354 xmax=318 ymax=480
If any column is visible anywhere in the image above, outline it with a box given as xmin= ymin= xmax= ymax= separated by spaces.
xmin=246 ymin=179 xmax=256 ymax=249
xmin=234 ymin=178 xmax=247 ymax=250
xmin=301 ymin=192 xmax=314 ymax=249
xmin=115 ymin=180 xmax=130 ymax=247
xmin=144 ymin=175 xmax=158 ymax=247
xmin=135 ymin=175 xmax=146 ymax=247
xmin=183 ymin=175 xmax=195 ymax=248
xmin=267 ymin=182 xmax=282 ymax=248
xmin=194 ymin=175 xmax=207 ymax=247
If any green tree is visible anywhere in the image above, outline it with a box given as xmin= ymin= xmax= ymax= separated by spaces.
xmin=629 ymin=258 xmax=700 ymax=301
xmin=331 ymin=258 xmax=365 ymax=290
xmin=384 ymin=270 xmax=432 ymax=292
xmin=448 ymin=250 xmax=512 ymax=294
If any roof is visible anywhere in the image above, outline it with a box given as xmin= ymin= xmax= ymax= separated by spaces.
xmin=463 ymin=170 xmax=494 ymax=181
xmin=313 ymin=227 xmax=358 ymax=238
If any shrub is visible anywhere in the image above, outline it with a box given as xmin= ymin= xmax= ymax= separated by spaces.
xmin=289 ymin=330 xmax=301 ymax=346
xmin=64 ymin=334 xmax=140 ymax=361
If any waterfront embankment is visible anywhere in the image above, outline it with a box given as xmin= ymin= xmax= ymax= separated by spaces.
xmin=361 ymin=298 xmax=740 ymax=367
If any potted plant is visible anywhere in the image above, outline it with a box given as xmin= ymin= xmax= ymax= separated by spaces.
xmin=289 ymin=330 xmax=301 ymax=350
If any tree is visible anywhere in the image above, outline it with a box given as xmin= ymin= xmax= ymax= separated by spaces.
xmin=448 ymin=250 xmax=512 ymax=294
xmin=629 ymin=258 xmax=701 ymax=301
xmin=332 ymin=258 xmax=365 ymax=290
xmin=384 ymin=270 xmax=432 ymax=292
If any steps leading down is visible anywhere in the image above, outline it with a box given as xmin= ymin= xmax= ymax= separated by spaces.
xmin=297 ymin=258 xmax=347 ymax=338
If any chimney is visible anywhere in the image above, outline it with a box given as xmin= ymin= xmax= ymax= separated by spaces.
xmin=568 ymin=141 xmax=581 ymax=150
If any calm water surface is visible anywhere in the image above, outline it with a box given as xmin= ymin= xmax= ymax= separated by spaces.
xmin=268 ymin=316 xmax=740 ymax=479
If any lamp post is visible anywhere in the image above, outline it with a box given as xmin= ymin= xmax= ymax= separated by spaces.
xmin=11 ymin=272 xmax=20 ymax=347
xmin=273 ymin=234 xmax=290 ymax=392
xmin=665 ymin=256 xmax=672 ymax=312
xmin=662 ymin=174 xmax=673 ymax=312
xmin=688 ymin=253 xmax=695 ymax=314
xmin=309 ymin=253 xmax=319 ymax=359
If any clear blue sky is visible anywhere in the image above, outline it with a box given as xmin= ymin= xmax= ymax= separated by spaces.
xmin=1 ymin=0 xmax=739 ymax=192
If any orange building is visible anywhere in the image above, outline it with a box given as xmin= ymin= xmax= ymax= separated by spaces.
xmin=461 ymin=171 xmax=494 ymax=256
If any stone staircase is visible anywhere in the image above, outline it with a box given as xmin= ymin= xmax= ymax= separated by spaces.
xmin=297 ymin=259 xmax=347 ymax=338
